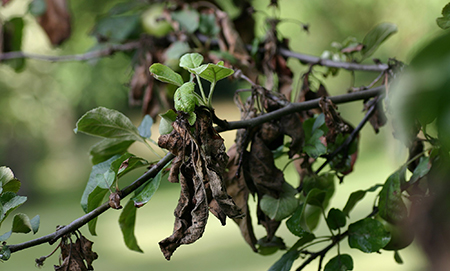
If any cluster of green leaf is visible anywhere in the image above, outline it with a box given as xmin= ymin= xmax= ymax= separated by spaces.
xmin=74 ymin=107 xmax=165 ymax=252
xmin=150 ymin=52 xmax=234 ymax=132
xmin=0 ymin=167 xmax=39 ymax=261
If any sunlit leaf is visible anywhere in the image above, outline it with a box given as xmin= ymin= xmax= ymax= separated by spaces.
xmin=260 ymin=183 xmax=299 ymax=221
xmin=324 ymin=254 xmax=354 ymax=271
xmin=75 ymin=107 xmax=143 ymax=143
xmin=138 ymin=115 xmax=153 ymax=138
xmin=174 ymin=82 xmax=197 ymax=113
xmin=149 ymin=63 xmax=184 ymax=87
xmin=348 ymin=217 xmax=391 ymax=253
xmin=190 ymin=63 xmax=234 ymax=83
xmin=361 ymin=23 xmax=397 ymax=59
xmin=179 ymin=53 xmax=204 ymax=71
xmin=119 ymin=200 xmax=143 ymax=252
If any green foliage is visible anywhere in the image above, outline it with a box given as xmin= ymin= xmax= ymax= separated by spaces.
xmin=342 ymin=184 xmax=382 ymax=217
xmin=437 ymin=3 xmax=450 ymax=29
xmin=149 ymin=63 xmax=184 ymax=87
xmin=119 ymin=200 xmax=143 ymax=252
xmin=361 ymin=23 xmax=398 ymax=60
xmin=348 ymin=217 xmax=391 ymax=253
xmin=377 ymin=169 xmax=407 ymax=224
xmin=324 ymin=254 xmax=353 ymax=271
xmin=75 ymin=107 xmax=145 ymax=143
xmin=302 ymin=115 xmax=327 ymax=158
xmin=260 ymin=183 xmax=299 ymax=221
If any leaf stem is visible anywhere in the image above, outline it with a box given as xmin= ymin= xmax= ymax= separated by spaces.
xmin=195 ymin=75 xmax=208 ymax=105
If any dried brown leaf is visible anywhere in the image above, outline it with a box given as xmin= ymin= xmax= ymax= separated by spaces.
xmin=108 ymin=192 xmax=122 ymax=210
xmin=225 ymin=144 xmax=258 ymax=251
xmin=37 ymin=0 xmax=71 ymax=45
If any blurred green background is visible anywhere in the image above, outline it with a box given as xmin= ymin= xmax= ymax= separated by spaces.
xmin=1 ymin=0 xmax=447 ymax=270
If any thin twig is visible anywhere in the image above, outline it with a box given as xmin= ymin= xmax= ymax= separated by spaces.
xmin=0 ymin=41 xmax=141 ymax=62
xmin=314 ymin=96 xmax=381 ymax=174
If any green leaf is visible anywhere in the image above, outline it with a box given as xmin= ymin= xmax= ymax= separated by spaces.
xmin=327 ymin=208 xmax=346 ymax=230
xmin=115 ymin=155 xmax=148 ymax=178
xmin=302 ymin=117 xmax=327 ymax=158
xmin=268 ymin=234 xmax=315 ymax=271
xmin=11 ymin=213 xmax=33 ymax=234
xmin=260 ymin=183 xmax=299 ymax=221
xmin=0 ymin=231 xmax=12 ymax=242
xmin=164 ymin=41 xmax=191 ymax=67
xmin=3 ymin=17 xmax=26 ymax=72
xmin=191 ymin=63 xmax=234 ymax=83
xmin=159 ymin=109 xmax=178 ymax=135
xmin=30 ymin=215 xmax=40 ymax=234
xmin=378 ymin=170 xmax=408 ymax=224
xmin=286 ymin=203 xmax=309 ymax=237
xmin=324 ymin=254 xmax=354 ymax=271
xmin=187 ymin=112 xmax=197 ymax=126
xmin=87 ymin=186 xmax=109 ymax=236
xmin=256 ymin=236 xmax=285 ymax=255
xmin=0 ymin=167 xmax=15 ymax=187
xmin=81 ymin=155 xmax=119 ymax=213
xmin=179 ymin=53 xmax=204 ymax=71
xmin=348 ymin=217 xmax=391 ymax=253
xmin=28 ymin=0 xmax=47 ymax=16
xmin=171 ymin=8 xmax=199 ymax=33
xmin=92 ymin=15 xmax=141 ymax=42
xmin=149 ymin=63 xmax=184 ymax=87
xmin=199 ymin=13 xmax=220 ymax=36
xmin=437 ymin=3 xmax=450 ymax=30
xmin=0 ymin=244 xmax=11 ymax=261
xmin=361 ymin=23 xmax=398 ymax=59
xmin=0 ymin=192 xmax=27 ymax=226
xmin=0 ymin=167 xmax=20 ymax=193
xmin=342 ymin=184 xmax=382 ymax=217
xmin=131 ymin=169 xmax=162 ymax=207
xmin=174 ymin=82 xmax=197 ymax=113
xmin=89 ymin=138 xmax=134 ymax=165
xmin=138 ymin=115 xmax=153 ymax=138
xmin=268 ymin=250 xmax=299 ymax=271
xmin=409 ymin=156 xmax=430 ymax=184
xmin=394 ymin=250 xmax=404 ymax=264
xmin=119 ymin=200 xmax=143 ymax=252
xmin=75 ymin=107 xmax=143 ymax=142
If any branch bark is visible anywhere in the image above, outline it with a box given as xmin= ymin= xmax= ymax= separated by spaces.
xmin=0 ymin=41 xmax=140 ymax=62
xmin=6 ymin=86 xmax=384 ymax=254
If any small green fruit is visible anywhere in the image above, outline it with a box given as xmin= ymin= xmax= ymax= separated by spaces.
xmin=141 ymin=5 xmax=172 ymax=37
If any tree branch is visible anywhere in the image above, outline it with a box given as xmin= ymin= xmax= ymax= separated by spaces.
xmin=216 ymin=86 xmax=384 ymax=132
xmin=6 ymin=86 xmax=384 ymax=254
xmin=0 ymin=41 xmax=140 ymax=62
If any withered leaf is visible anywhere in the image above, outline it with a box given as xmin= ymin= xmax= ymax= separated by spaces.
xmin=37 ymin=0 xmax=71 ymax=45
xmin=365 ymin=99 xmax=387 ymax=133
xmin=158 ymin=108 xmax=242 ymax=260
xmin=108 ymin=192 xmax=122 ymax=210
xmin=225 ymin=144 xmax=258 ymax=252
xmin=248 ymin=135 xmax=285 ymax=198
xmin=319 ymin=97 xmax=349 ymax=143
